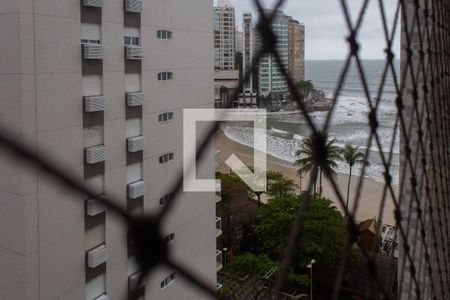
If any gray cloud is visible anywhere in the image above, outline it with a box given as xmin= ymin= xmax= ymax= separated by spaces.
xmin=227 ymin=0 xmax=401 ymax=60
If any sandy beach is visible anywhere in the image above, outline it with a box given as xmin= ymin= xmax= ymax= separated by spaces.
xmin=215 ymin=130 xmax=397 ymax=226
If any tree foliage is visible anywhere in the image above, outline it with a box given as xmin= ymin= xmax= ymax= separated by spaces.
xmin=254 ymin=194 xmax=347 ymax=269
xmin=295 ymin=80 xmax=315 ymax=99
xmin=340 ymin=144 xmax=370 ymax=211
xmin=227 ymin=253 xmax=277 ymax=278
xmin=217 ymin=169 xmax=296 ymax=204
xmin=295 ymin=131 xmax=342 ymax=195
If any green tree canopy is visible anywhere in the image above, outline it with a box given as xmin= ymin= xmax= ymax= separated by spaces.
xmin=254 ymin=194 xmax=347 ymax=269
xmin=226 ymin=253 xmax=277 ymax=278
xmin=217 ymin=169 xmax=296 ymax=204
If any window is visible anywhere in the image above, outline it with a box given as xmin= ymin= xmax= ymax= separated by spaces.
xmin=160 ymin=273 xmax=175 ymax=289
xmin=124 ymin=36 xmax=140 ymax=46
xmin=158 ymin=112 xmax=174 ymax=123
xmin=157 ymin=30 xmax=172 ymax=40
xmin=81 ymin=39 xmax=101 ymax=44
xmin=164 ymin=233 xmax=175 ymax=244
xmin=158 ymin=72 xmax=173 ymax=81
xmin=159 ymin=153 xmax=174 ymax=164
xmin=160 ymin=193 xmax=171 ymax=206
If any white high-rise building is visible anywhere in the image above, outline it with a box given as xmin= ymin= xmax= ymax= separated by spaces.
xmin=0 ymin=1 xmax=217 ymax=299
xmin=214 ymin=0 xmax=236 ymax=70
xmin=258 ymin=10 xmax=290 ymax=96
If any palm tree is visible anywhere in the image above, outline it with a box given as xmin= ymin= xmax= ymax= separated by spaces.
xmin=295 ymin=80 xmax=315 ymax=99
xmin=341 ymin=144 xmax=370 ymax=215
xmin=295 ymin=131 xmax=341 ymax=196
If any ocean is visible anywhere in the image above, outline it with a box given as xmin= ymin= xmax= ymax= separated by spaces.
xmin=221 ymin=59 xmax=400 ymax=184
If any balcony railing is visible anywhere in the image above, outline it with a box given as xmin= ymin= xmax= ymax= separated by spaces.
xmin=216 ymin=250 xmax=223 ymax=271
xmin=82 ymin=0 xmax=103 ymax=8
xmin=82 ymin=43 xmax=104 ymax=60
xmin=216 ymin=217 xmax=222 ymax=237
xmin=126 ymin=91 xmax=144 ymax=107
xmin=125 ymin=0 xmax=142 ymax=13
xmin=125 ymin=45 xmax=143 ymax=60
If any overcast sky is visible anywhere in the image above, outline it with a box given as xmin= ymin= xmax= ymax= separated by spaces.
xmin=224 ymin=0 xmax=401 ymax=60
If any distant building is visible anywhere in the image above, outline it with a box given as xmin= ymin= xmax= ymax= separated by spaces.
xmin=288 ymin=19 xmax=305 ymax=83
xmin=214 ymin=0 xmax=236 ymax=70
xmin=235 ymin=31 xmax=243 ymax=54
xmin=257 ymin=11 xmax=305 ymax=97
xmin=242 ymin=13 xmax=254 ymax=92
xmin=258 ymin=10 xmax=290 ymax=96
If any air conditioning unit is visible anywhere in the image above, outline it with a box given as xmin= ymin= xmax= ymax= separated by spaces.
xmin=129 ymin=271 xmax=142 ymax=292
xmin=86 ymin=198 xmax=106 ymax=216
xmin=83 ymin=43 xmax=104 ymax=60
xmin=128 ymin=136 xmax=145 ymax=152
xmin=125 ymin=46 xmax=143 ymax=60
xmin=128 ymin=180 xmax=145 ymax=199
xmin=94 ymin=294 xmax=110 ymax=300
xmin=82 ymin=0 xmax=103 ymax=8
xmin=87 ymin=244 xmax=108 ymax=268
xmin=125 ymin=0 xmax=142 ymax=13
xmin=126 ymin=92 xmax=144 ymax=107
xmin=85 ymin=145 xmax=106 ymax=164
xmin=84 ymin=95 xmax=106 ymax=112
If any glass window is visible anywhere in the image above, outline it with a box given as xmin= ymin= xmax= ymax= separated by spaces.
xmin=158 ymin=72 xmax=173 ymax=81
xmin=158 ymin=112 xmax=174 ymax=123
xmin=160 ymin=273 xmax=176 ymax=289
xmin=124 ymin=36 xmax=140 ymax=46
xmin=159 ymin=153 xmax=175 ymax=164
xmin=157 ymin=30 xmax=172 ymax=40
xmin=160 ymin=193 xmax=171 ymax=205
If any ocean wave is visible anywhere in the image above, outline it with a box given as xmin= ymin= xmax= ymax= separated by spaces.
xmin=221 ymin=125 xmax=399 ymax=185
xmin=270 ymin=127 xmax=289 ymax=135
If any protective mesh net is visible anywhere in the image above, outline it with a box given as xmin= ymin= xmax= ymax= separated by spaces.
xmin=0 ymin=0 xmax=448 ymax=299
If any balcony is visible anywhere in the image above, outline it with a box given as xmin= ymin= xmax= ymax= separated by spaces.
xmin=85 ymin=145 xmax=106 ymax=165
xmin=125 ymin=0 xmax=142 ymax=13
xmin=216 ymin=250 xmax=223 ymax=271
xmin=128 ymin=136 xmax=145 ymax=153
xmin=128 ymin=180 xmax=145 ymax=199
xmin=126 ymin=91 xmax=144 ymax=107
xmin=216 ymin=217 xmax=222 ymax=237
xmin=125 ymin=45 xmax=143 ymax=60
xmin=87 ymin=244 xmax=109 ymax=268
xmin=84 ymin=95 xmax=106 ymax=112
xmin=82 ymin=43 xmax=104 ymax=60
xmin=82 ymin=0 xmax=103 ymax=8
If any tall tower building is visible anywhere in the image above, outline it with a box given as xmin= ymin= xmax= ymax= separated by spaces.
xmin=214 ymin=0 xmax=236 ymax=70
xmin=0 ymin=1 xmax=217 ymax=299
xmin=235 ymin=31 xmax=243 ymax=54
xmin=288 ymin=19 xmax=305 ymax=83
xmin=242 ymin=13 xmax=254 ymax=92
xmin=258 ymin=10 xmax=290 ymax=96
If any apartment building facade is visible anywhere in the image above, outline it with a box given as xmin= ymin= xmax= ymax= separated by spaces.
xmin=288 ymin=19 xmax=305 ymax=84
xmin=0 ymin=0 xmax=217 ymax=299
xmin=258 ymin=11 xmax=305 ymax=97
xmin=214 ymin=0 xmax=236 ymax=70
xmin=258 ymin=10 xmax=290 ymax=96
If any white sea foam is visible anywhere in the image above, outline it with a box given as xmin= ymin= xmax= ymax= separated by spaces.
xmin=221 ymin=124 xmax=399 ymax=185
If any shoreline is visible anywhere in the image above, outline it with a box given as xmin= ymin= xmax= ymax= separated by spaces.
xmin=215 ymin=130 xmax=397 ymax=226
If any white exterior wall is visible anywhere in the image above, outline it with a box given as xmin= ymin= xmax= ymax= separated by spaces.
xmin=0 ymin=0 xmax=216 ymax=299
